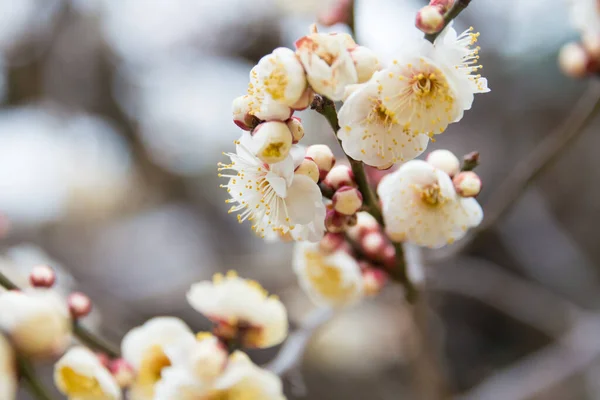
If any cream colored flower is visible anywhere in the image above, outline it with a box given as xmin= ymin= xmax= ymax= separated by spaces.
xmin=251 ymin=47 xmax=308 ymax=107
xmin=293 ymin=242 xmax=364 ymax=307
xmin=54 ymin=346 xmax=121 ymax=400
xmin=154 ymin=351 xmax=285 ymax=400
xmin=373 ymin=25 xmax=488 ymax=137
xmin=295 ymin=27 xmax=358 ymax=101
xmin=337 ymin=78 xmax=430 ymax=168
xmin=0 ymin=289 xmax=70 ymax=358
xmin=219 ymin=143 xmax=326 ymax=242
xmin=0 ymin=334 xmax=16 ymax=400
xmin=377 ymin=159 xmax=483 ymax=248
xmin=187 ymin=272 xmax=288 ymax=348
xmin=121 ymin=317 xmax=195 ymax=400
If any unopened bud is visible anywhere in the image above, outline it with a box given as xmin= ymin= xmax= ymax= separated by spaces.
xmin=29 ymin=265 xmax=56 ymax=288
xmin=323 ymin=165 xmax=355 ymax=191
xmin=325 ymin=209 xmax=348 ymax=233
xmin=453 ymin=171 xmax=482 ymax=197
xmin=382 ymin=245 xmax=396 ymax=269
xmin=251 ymin=121 xmax=293 ymax=164
xmin=461 ymin=151 xmax=480 ymax=171
xmin=232 ymin=95 xmax=258 ymax=130
xmin=109 ymin=359 xmax=135 ymax=388
xmin=430 ymin=0 xmax=454 ymax=14
xmin=291 ymin=88 xmax=315 ymax=111
xmin=416 ymin=5 xmax=445 ymax=35
xmin=361 ymin=231 xmax=387 ymax=260
xmin=350 ymin=46 xmax=381 ymax=83
xmin=332 ymin=186 xmax=363 ymax=215
xmin=96 ymin=352 xmax=110 ymax=368
xmin=427 ymin=149 xmax=460 ymax=177
xmin=559 ymin=42 xmax=589 ymax=78
xmin=287 ymin=117 xmax=305 ymax=143
xmin=295 ymin=158 xmax=320 ymax=183
xmin=362 ymin=268 xmax=388 ymax=296
xmin=346 ymin=211 xmax=379 ymax=241
xmin=320 ymin=233 xmax=346 ymax=253
xmin=306 ymin=145 xmax=336 ymax=180
xmin=68 ymin=292 xmax=92 ymax=319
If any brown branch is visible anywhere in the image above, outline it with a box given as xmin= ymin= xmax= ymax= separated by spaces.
xmin=424 ymin=0 xmax=472 ymax=43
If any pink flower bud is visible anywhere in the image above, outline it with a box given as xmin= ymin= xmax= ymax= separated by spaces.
xmin=361 ymin=231 xmax=387 ymax=260
xmin=362 ymin=268 xmax=388 ymax=296
xmin=415 ymin=5 xmax=445 ymax=35
xmin=453 ymin=171 xmax=482 ymax=197
xmin=295 ymin=158 xmax=320 ymax=183
xmin=232 ymin=95 xmax=258 ymax=130
xmin=430 ymin=0 xmax=454 ymax=13
xmin=251 ymin=121 xmax=293 ymax=164
xmin=68 ymin=292 xmax=92 ymax=319
xmin=346 ymin=211 xmax=380 ymax=241
xmin=306 ymin=145 xmax=336 ymax=180
xmin=109 ymin=358 xmax=135 ymax=388
xmin=427 ymin=149 xmax=460 ymax=177
xmin=323 ymin=165 xmax=355 ymax=191
xmin=325 ymin=209 xmax=348 ymax=233
xmin=291 ymin=88 xmax=315 ymax=111
xmin=382 ymin=245 xmax=396 ymax=269
xmin=559 ymin=42 xmax=590 ymax=78
xmin=287 ymin=117 xmax=305 ymax=144
xmin=29 ymin=265 xmax=56 ymax=288
xmin=96 ymin=352 xmax=110 ymax=368
xmin=319 ymin=232 xmax=346 ymax=253
xmin=332 ymin=186 xmax=363 ymax=215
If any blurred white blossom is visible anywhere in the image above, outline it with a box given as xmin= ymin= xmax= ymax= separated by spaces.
xmin=0 ymin=334 xmax=16 ymax=400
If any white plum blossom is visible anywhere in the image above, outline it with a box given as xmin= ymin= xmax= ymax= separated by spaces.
xmin=569 ymin=0 xmax=600 ymax=36
xmin=121 ymin=317 xmax=195 ymax=400
xmin=372 ymin=25 xmax=488 ymax=138
xmin=377 ymin=159 xmax=483 ymax=248
xmin=295 ymin=27 xmax=358 ymax=101
xmin=337 ymin=78 xmax=431 ymax=168
xmin=54 ymin=347 xmax=121 ymax=400
xmin=187 ymin=271 xmax=288 ymax=349
xmin=251 ymin=47 xmax=308 ymax=107
xmin=0 ymin=334 xmax=16 ymax=400
xmin=155 ymin=351 xmax=285 ymax=400
xmin=0 ymin=289 xmax=70 ymax=359
xmin=153 ymin=333 xmax=228 ymax=399
xmin=293 ymin=242 xmax=364 ymax=307
xmin=219 ymin=143 xmax=326 ymax=242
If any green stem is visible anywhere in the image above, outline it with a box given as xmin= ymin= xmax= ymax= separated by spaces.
xmin=312 ymin=96 xmax=383 ymax=225
xmin=73 ymin=322 xmax=120 ymax=358
xmin=0 ymin=270 xmax=120 ymax=358
xmin=424 ymin=0 xmax=472 ymax=43
xmin=17 ymin=356 xmax=56 ymax=400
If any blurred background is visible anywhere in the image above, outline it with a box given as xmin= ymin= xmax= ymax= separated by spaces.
xmin=1 ymin=0 xmax=598 ymax=398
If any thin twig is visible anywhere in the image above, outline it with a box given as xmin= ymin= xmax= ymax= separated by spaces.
xmin=457 ymin=312 xmax=600 ymax=400
xmin=266 ymin=308 xmax=335 ymax=376
xmin=424 ymin=0 xmax=472 ymax=43
xmin=0 ymin=270 xmax=120 ymax=358
xmin=18 ymin=356 xmax=57 ymax=400
xmin=429 ymin=82 xmax=600 ymax=261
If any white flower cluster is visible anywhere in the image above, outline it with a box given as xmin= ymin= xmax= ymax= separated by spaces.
xmin=53 ymin=272 xmax=288 ymax=400
xmin=221 ymin=25 xmax=382 ymax=243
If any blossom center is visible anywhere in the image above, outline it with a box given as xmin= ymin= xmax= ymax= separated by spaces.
xmin=261 ymin=142 xmax=285 ymax=159
xmin=138 ymin=345 xmax=171 ymax=387
xmin=60 ymin=367 xmax=104 ymax=396
xmin=264 ymin=67 xmax=288 ymax=101
xmin=412 ymin=73 xmax=437 ymax=97
xmin=305 ymin=251 xmax=356 ymax=301
xmin=419 ymin=184 xmax=445 ymax=207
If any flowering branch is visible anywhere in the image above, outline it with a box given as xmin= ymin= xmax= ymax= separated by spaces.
xmin=18 ymin=355 xmax=57 ymax=400
xmin=311 ymin=95 xmax=383 ymax=225
xmin=0 ymin=270 xmax=120 ymax=358
xmin=424 ymin=0 xmax=472 ymax=43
